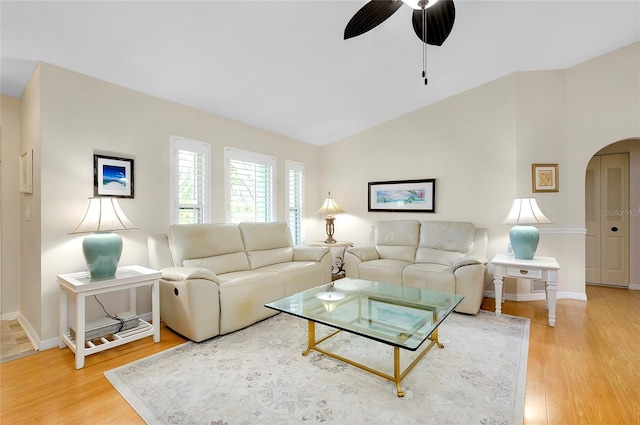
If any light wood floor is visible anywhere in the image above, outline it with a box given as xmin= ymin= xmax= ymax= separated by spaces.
xmin=1 ymin=285 xmax=638 ymax=424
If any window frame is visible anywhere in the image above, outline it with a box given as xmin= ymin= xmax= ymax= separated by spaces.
xmin=170 ymin=136 xmax=211 ymax=225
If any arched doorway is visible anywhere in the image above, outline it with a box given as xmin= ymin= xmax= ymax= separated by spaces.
xmin=585 ymin=138 xmax=640 ymax=289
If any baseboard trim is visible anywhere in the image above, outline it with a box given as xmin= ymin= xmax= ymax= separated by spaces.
xmin=17 ymin=313 xmax=40 ymax=352
xmin=1 ymin=312 xmax=20 ymax=321
xmin=40 ymin=337 xmax=60 ymax=351
xmin=629 ymin=284 xmax=640 ymax=291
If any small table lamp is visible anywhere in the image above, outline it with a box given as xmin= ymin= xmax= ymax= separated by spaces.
xmin=504 ymin=198 xmax=551 ymax=260
xmin=315 ymin=191 xmax=345 ymax=244
xmin=70 ymin=197 xmax=138 ymax=278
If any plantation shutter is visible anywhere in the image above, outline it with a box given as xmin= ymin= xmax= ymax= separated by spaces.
xmin=286 ymin=160 xmax=305 ymax=245
xmin=225 ymin=148 xmax=276 ymax=223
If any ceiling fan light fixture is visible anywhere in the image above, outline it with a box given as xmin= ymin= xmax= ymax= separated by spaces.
xmin=401 ymin=0 xmax=440 ymax=10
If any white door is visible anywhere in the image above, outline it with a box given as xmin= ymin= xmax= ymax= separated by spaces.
xmin=585 ymin=153 xmax=630 ymax=286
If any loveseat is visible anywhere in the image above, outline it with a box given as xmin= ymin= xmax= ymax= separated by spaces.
xmin=147 ymin=222 xmax=331 ymax=342
xmin=344 ymin=220 xmax=488 ymax=314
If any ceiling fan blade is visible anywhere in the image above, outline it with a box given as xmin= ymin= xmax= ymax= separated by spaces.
xmin=411 ymin=0 xmax=456 ymax=46
xmin=344 ymin=0 xmax=404 ymax=40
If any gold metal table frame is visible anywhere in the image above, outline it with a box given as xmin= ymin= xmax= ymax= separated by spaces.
xmin=265 ymin=279 xmax=463 ymax=398
xmin=302 ymin=320 xmax=443 ymax=397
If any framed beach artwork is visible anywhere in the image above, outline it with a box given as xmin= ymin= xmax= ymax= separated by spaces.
xmin=532 ymin=163 xmax=558 ymax=193
xmin=368 ymin=179 xmax=436 ymax=213
xmin=94 ymin=154 xmax=134 ymax=198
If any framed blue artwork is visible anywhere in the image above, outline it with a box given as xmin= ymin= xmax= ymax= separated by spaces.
xmin=93 ymin=154 xmax=134 ymax=198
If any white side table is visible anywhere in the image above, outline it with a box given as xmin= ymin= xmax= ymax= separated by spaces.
xmin=309 ymin=241 xmax=353 ymax=280
xmin=58 ymin=265 xmax=161 ymax=369
xmin=491 ymin=254 xmax=560 ymax=327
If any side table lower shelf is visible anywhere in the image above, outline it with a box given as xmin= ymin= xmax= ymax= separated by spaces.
xmin=61 ymin=319 xmax=155 ymax=357
xmin=58 ymin=265 xmax=161 ymax=369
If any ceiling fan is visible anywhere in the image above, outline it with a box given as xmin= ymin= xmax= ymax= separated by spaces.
xmin=344 ymin=0 xmax=456 ymax=84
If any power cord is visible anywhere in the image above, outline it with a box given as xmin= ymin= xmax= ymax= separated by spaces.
xmin=93 ymin=295 xmax=125 ymax=333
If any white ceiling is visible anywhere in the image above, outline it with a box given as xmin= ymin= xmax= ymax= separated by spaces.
xmin=2 ymin=1 xmax=639 ymax=146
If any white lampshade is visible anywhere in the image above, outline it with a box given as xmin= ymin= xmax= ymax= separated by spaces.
xmin=70 ymin=197 xmax=137 ymax=234
xmin=315 ymin=192 xmax=345 ymax=217
xmin=402 ymin=0 xmax=440 ymax=10
xmin=504 ymin=198 xmax=551 ymax=225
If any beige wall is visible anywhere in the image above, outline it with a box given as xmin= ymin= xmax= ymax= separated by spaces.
xmin=316 ymin=74 xmax=517 ymax=250
xmin=320 ymin=42 xmax=640 ymax=300
xmin=4 ymin=42 xmax=639 ymax=348
xmin=1 ymin=95 xmax=22 ymax=317
xmin=19 ymin=66 xmax=42 ymax=342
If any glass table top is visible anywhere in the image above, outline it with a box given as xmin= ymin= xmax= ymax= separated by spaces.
xmin=265 ymin=278 xmax=464 ymax=351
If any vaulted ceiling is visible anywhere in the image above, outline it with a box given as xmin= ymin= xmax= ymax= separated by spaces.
xmin=2 ymin=1 xmax=639 ymax=146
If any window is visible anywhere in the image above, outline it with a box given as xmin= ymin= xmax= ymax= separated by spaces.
xmin=225 ymin=148 xmax=276 ymax=223
xmin=170 ymin=136 xmax=210 ymax=224
xmin=285 ymin=160 xmax=305 ymax=245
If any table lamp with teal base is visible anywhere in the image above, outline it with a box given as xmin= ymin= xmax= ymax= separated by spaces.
xmin=504 ymin=198 xmax=551 ymax=260
xmin=71 ymin=197 xmax=137 ymax=278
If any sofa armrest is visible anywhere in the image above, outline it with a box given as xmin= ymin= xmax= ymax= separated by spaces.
xmin=344 ymin=246 xmax=380 ymax=278
xmin=345 ymin=246 xmax=380 ymax=262
xmin=453 ymin=255 xmax=487 ymax=271
xmin=158 ymin=269 xmax=221 ymax=342
xmin=160 ymin=266 xmax=220 ymax=284
xmin=453 ymin=262 xmax=486 ymax=314
xmin=293 ymin=246 xmax=330 ymax=262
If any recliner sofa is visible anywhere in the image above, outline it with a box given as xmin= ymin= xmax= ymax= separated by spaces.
xmin=344 ymin=220 xmax=488 ymax=314
xmin=148 ymin=222 xmax=331 ymax=342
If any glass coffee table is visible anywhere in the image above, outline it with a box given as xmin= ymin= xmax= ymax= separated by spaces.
xmin=265 ymin=278 xmax=464 ymax=397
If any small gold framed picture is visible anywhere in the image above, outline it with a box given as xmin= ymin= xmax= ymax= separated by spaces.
xmin=532 ymin=163 xmax=558 ymax=193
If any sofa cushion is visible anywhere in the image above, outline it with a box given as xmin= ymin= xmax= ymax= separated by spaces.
xmin=246 ymin=247 xmax=294 ymax=270
xmin=374 ymin=220 xmax=420 ymax=262
xmin=418 ymin=221 xmax=476 ymax=252
xmin=358 ymin=259 xmax=413 ymax=285
xmin=403 ymin=263 xmax=456 ymax=293
xmin=239 ymin=222 xmax=292 ymax=251
xmin=415 ymin=248 xmax=465 ymax=267
xmin=416 ymin=221 xmax=476 ymax=265
xmin=168 ymin=223 xmax=246 ymax=267
xmin=259 ymin=261 xmax=327 ymax=294
xmin=239 ymin=222 xmax=295 ymax=269
xmin=184 ymin=252 xmax=250 ymax=275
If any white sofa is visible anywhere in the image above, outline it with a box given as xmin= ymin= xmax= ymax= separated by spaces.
xmin=344 ymin=220 xmax=488 ymax=314
xmin=148 ymin=222 xmax=331 ymax=342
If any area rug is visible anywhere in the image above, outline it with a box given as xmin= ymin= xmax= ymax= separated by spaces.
xmin=105 ymin=311 xmax=529 ymax=425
